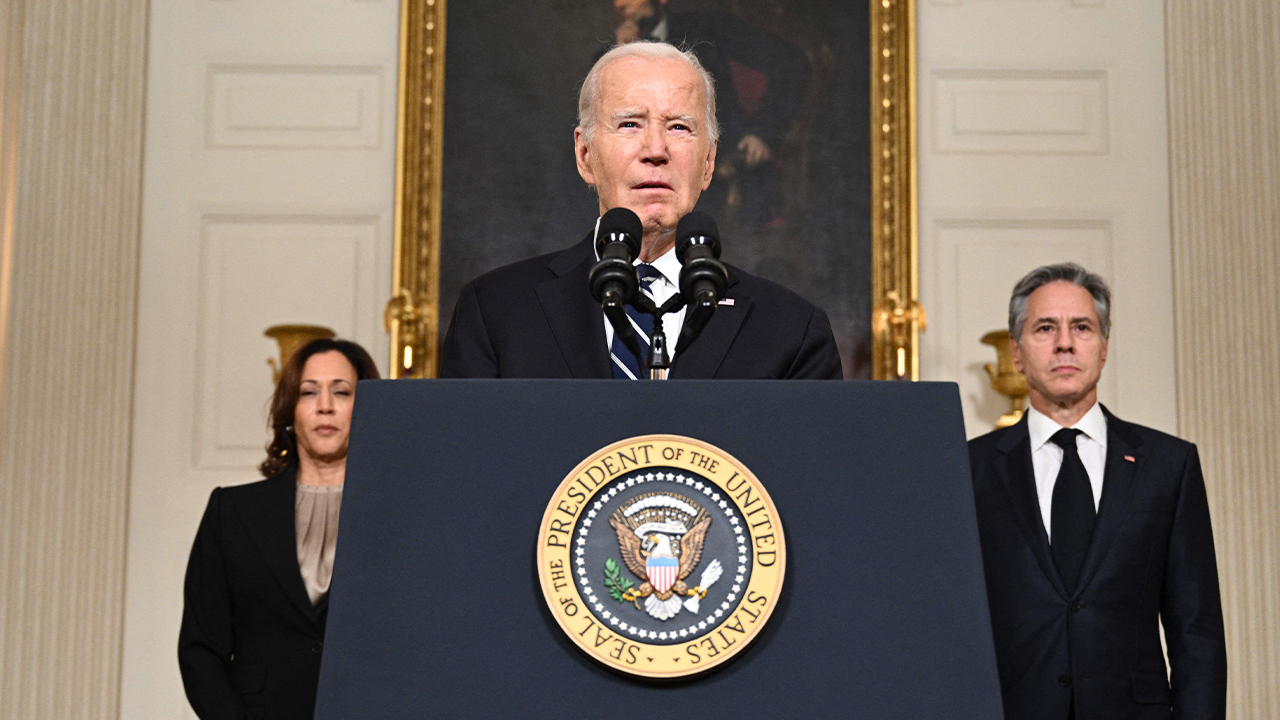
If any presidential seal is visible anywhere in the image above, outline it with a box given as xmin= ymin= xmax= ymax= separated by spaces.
xmin=537 ymin=435 xmax=785 ymax=679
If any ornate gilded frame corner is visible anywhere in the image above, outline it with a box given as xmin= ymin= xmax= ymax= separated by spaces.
xmin=389 ymin=0 xmax=921 ymax=380
xmin=386 ymin=0 xmax=447 ymax=378
xmin=869 ymin=0 xmax=924 ymax=380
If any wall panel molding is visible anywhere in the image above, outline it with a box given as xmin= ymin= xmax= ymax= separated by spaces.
xmin=206 ymin=64 xmax=384 ymax=149
xmin=0 ymin=1 xmax=147 ymax=718
xmin=929 ymin=0 xmax=1103 ymax=7
xmin=1167 ymin=2 xmax=1280 ymax=716
xmin=931 ymin=69 xmax=1109 ymax=154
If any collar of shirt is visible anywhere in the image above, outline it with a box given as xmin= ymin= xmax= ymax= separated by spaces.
xmin=1026 ymin=401 xmax=1108 ymax=453
xmin=1026 ymin=401 xmax=1109 ymax=536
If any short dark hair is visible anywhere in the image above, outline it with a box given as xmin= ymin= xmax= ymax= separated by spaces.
xmin=1008 ymin=262 xmax=1111 ymax=342
xmin=259 ymin=338 xmax=380 ymax=478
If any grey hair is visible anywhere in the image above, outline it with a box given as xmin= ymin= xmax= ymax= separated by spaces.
xmin=577 ymin=41 xmax=719 ymax=145
xmin=1008 ymin=262 xmax=1112 ymax=342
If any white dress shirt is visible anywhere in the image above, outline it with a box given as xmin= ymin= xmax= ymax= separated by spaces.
xmin=1026 ymin=402 xmax=1108 ymax=541
xmin=594 ymin=217 xmax=688 ymax=364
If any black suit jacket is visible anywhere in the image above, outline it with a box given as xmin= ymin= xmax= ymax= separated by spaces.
xmin=439 ymin=236 xmax=843 ymax=379
xmin=179 ymin=469 xmax=326 ymax=720
xmin=968 ymin=408 xmax=1226 ymax=720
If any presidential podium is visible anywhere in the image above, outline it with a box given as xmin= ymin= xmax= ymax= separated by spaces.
xmin=314 ymin=379 xmax=1002 ymax=718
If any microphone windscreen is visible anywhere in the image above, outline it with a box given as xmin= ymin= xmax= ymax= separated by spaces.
xmin=676 ymin=211 xmax=721 ymax=263
xmin=676 ymin=211 xmax=719 ymax=245
xmin=599 ymin=207 xmax=644 ymax=251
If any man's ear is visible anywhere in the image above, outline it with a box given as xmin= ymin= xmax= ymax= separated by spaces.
xmin=700 ymin=140 xmax=717 ymax=191
xmin=1010 ymin=336 xmax=1024 ymax=374
xmin=574 ymin=127 xmax=596 ymax=186
xmin=1099 ymin=335 xmax=1108 ymax=369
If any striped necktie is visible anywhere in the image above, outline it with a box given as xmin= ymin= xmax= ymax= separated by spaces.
xmin=610 ymin=263 xmax=660 ymax=380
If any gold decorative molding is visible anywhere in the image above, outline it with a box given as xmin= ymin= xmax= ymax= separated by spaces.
xmin=391 ymin=0 xmax=918 ymax=379
xmin=264 ymin=323 xmax=336 ymax=384
xmin=870 ymin=0 xmax=922 ymax=380
xmin=981 ymin=329 xmax=1027 ymax=429
xmin=387 ymin=0 xmax=447 ymax=378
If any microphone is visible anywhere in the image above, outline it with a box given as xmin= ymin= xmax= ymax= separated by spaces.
xmin=589 ymin=207 xmax=643 ymax=306
xmin=589 ymin=207 xmax=645 ymax=369
xmin=674 ymin=212 xmax=728 ymax=354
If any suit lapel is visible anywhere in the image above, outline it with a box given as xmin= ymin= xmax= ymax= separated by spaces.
xmin=1074 ymin=407 xmax=1144 ymax=593
xmin=535 ymin=236 xmax=610 ymax=378
xmin=670 ymin=271 xmax=748 ymax=379
xmin=239 ymin=469 xmax=318 ymax=624
xmin=993 ymin=416 xmax=1068 ymax=598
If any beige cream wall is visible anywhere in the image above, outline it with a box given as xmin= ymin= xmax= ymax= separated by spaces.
xmin=1167 ymin=2 xmax=1280 ymax=716
xmin=0 ymin=0 xmax=147 ymax=717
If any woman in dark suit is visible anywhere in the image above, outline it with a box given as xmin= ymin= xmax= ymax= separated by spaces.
xmin=179 ymin=338 xmax=379 ymax=720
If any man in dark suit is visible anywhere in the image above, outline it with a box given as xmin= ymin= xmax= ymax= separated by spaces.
xmin=969 ymin=263 xmax=1226 ymax=720
xmin=440 ymin=41 xmax=841 ymax=379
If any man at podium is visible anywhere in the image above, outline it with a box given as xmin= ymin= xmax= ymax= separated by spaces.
xmin=969 ymin=263 xmax=1226 ymax=720
xmin=439 ymin=41 xmax=841 ymax=380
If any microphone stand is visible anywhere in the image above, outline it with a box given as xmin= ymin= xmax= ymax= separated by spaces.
xmin=627 ymin=293 xmax=686 ymax=380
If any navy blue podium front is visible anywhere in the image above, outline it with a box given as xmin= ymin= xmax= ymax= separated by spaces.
xmin=315 ymin=379 xmax=1002 ymax=718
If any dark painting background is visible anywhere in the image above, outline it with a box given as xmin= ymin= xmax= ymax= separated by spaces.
xmin=439 ymin=0 xmax=871 ymax=377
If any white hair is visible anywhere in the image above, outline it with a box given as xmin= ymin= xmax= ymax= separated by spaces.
xmin=576 ymin=41 xmax=720 ymax=145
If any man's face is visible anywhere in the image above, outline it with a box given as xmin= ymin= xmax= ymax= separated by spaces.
xmin=1011 ymin=280 xmax=1109 ymax=410
xmin=574 ymin=55 xmax=717 ymax=242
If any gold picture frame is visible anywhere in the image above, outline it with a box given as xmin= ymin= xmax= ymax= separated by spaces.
xmin=386 ymin=0 xmax=920 ymax=380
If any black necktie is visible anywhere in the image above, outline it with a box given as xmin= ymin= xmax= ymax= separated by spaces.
xmin=1049 ymin=428 xmax=1095 ymax=593
xmin=610 ymin=264 xmax=659 ymax=380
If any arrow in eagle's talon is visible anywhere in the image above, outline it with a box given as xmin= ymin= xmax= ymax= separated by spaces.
xmin=682 ymin=559 xmax=724 ymax=614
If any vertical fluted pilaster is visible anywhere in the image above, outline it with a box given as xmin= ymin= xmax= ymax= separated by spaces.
xmin=1167 ymin=2 xmax=1280 ymax=716
xmin=0 ymin=0 xmax=147 ymax=717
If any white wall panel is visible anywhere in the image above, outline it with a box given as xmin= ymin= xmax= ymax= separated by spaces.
xmin=207 ymin=64 xmax=383 ymax=149
xmin=932 ymin=70 xmax=1108 ymax=154
xmin=194 ymin=214 xmax=380 ymax=469
xmin=930 ymin=0 xmax=1103 ymax=7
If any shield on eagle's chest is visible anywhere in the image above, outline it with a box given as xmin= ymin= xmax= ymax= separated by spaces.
xmin=647 ymin=555 xmax=679 ymax=593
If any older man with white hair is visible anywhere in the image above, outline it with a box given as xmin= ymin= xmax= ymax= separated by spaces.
xmin=440 ymin=42 xmax=841 ymax=380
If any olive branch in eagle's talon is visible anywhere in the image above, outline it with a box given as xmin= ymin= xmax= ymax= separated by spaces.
xmin=604 ymin=557 xmax=636 ymax=607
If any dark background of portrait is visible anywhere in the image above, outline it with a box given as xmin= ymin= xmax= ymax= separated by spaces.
xmin=440 ymin=0 xmax=871 ymax=378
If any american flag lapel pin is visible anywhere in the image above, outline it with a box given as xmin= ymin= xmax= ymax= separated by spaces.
xmin=718 ymin=298 xmax=734 ymax=306
xmin=1124 ymin=455 xmax=1136 ymax=463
